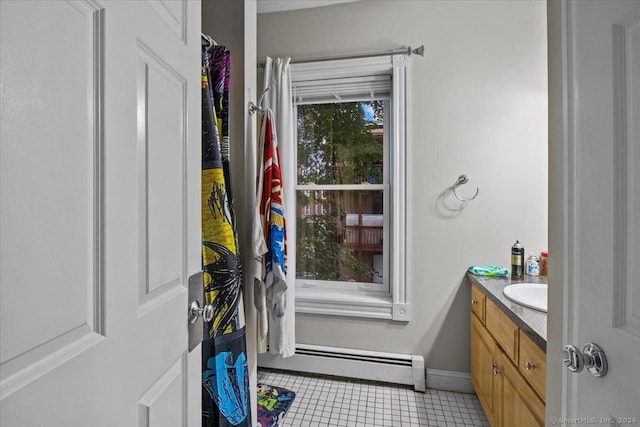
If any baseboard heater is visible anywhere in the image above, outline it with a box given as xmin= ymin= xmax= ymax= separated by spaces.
xmin=258 ymin=344 xmax=426 ymax=392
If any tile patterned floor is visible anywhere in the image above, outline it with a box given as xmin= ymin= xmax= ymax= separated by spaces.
xmin=257 ymin=369 xmax=490 ymax=427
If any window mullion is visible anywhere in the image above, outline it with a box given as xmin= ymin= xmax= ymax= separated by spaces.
xmin=296 ymin=184 xmax=385 ymax=191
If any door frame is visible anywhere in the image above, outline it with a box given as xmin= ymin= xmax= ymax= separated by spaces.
xmin=546 ymin=0 xmax=571 ymax=423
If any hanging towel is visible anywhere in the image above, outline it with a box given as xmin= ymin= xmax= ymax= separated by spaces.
xmin=253 ymin=109 xmax=288 ymax=347
xmin=467 ymin=265 xmax=510 ymax=277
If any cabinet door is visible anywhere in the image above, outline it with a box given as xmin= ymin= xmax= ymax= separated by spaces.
xmin=471 ymin=315 xmax=498 ymax=426
xmin=518 ymin=330 xmax=546 ymax=401
xmin=497 ymin=351 xmax=545 ymax=427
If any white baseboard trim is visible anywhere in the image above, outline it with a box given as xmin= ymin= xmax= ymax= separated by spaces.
xmin=258 ymin=344 xmax=426 ymax=392
xmin=258 ymin=345 xmax=474 ymax=394
xmin=426 ymin=368 xmax=474 ymax=394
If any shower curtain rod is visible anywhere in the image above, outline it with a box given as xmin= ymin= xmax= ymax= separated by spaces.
xmin=258 ymin=44 xmax=424 ymax=68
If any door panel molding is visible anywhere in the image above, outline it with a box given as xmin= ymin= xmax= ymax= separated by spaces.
xmin=146 ymin=0 xmax=187 ymax=44
xmin=613 ymin=19 xmax=640 ymax=339
xmin=0 ymin=326 xmax=103 ymax=399
xmin=135 ymin=40 xmax=187 ymax=316
xmin=138 ymin=355 xmax=187 ymax=427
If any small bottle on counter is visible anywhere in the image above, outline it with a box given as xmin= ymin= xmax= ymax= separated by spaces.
xmin=540 ymin=251 xmax=548 ymax=276
xmin=526 ymin=255 xmax=540 ymax=276
xmin=511 ymin=240 xmax=524 ymax=280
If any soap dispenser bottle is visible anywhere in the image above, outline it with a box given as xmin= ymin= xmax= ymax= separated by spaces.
xmin=526 ymin=255 xmax=540 ymax=276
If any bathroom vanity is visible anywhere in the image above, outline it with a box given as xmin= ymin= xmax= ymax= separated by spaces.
xmin=468 ymin=274 xmax=547 ymax=427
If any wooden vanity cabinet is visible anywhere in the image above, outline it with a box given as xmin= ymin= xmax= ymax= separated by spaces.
xmin=470 ymin=284 xmax=546 ymax=427
xmin=471 ymin=314 xmax=499 ymax=426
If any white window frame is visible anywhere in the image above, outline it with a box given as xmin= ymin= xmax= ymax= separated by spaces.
xmin=289 ymin=54 xmax=410 ymax=321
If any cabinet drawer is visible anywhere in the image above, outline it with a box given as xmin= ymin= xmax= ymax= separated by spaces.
xmin=519 ymin=330 xmax=546 ymax=401
xmin=486 ymin=298 xmax=519 ymax=364
xmin=471 ymin=284 xmax=486 ymax=324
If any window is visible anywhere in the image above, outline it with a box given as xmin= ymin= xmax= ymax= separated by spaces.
xmin=289 ymin=55 xmax=410 ymax=321
xmin=297 ymin=101 xmax=387 ymax=292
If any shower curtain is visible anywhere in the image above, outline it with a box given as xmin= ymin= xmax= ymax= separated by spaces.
xmin=201 ymin=44 xmax=251 ymax=427
xmin=255 ymin=57 xmax=295 ymax=358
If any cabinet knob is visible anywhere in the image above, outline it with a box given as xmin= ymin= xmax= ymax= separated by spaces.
xmin=489 ymin=362 xmax=500 ymax=376
xmin=524 ymin=360 xmax=535 ymax=371
xmin=471 ymin=299 xmax=478 ymax=305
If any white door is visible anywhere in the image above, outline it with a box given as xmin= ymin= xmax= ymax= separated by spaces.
xmin=0 ymin=1 xmax=202 ymax=426
xmin=559 ymin=0 xmax=640 ymax=422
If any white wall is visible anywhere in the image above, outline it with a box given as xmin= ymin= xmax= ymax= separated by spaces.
xmin=258 ymin=0 xmax=548 ymax=374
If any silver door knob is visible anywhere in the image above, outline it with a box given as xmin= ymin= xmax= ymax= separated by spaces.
xmin=582 ymin=343 xmax=607 ymax=377
xmin=563 ymin=343 xmax=608 ymax=377
xmin=188 ymin=300 xmax=214 ymax=324
xmin=563 ymin=344 xmax=584 ymax=373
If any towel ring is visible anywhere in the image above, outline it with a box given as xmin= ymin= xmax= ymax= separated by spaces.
xmin=452 ymin=175 xmax=479 ymax=202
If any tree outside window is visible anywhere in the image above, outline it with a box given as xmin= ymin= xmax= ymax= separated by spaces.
xmin=296 ymin=101 xmax=385 ymax=283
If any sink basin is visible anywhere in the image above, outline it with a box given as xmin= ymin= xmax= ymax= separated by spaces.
xmin=503 ymin=283 xmax=548 ymax=312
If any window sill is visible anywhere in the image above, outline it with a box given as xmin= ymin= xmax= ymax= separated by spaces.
xmin=295 ymin=287 xmax=411 ymax=321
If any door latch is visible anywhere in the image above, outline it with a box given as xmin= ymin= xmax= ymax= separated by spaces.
xmin=188 ymin=272 xmax=213 ymax=352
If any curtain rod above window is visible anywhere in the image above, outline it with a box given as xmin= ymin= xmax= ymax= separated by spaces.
xmin=258 ymin=44 xmax=424 ymax=68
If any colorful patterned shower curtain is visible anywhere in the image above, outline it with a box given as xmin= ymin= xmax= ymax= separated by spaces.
xmin=201 ymin=44 xmax=251 ymax=427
